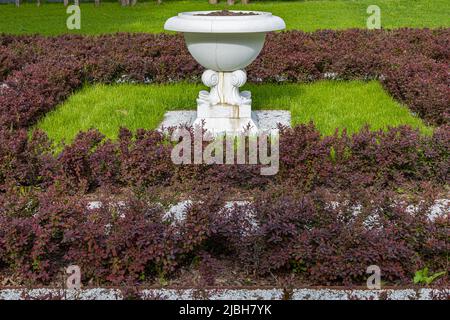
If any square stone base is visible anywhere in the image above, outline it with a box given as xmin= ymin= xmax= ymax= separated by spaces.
xmin=159 ymin=110 xmax=291 ymax=134
xmin=197 ymin=103 xmax=252 ymax=119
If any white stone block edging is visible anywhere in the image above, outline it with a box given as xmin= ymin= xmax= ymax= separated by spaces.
xmin=87 ymin=199 xmax=449 ymax=223
xmin=0 ymin=287 xmax=448 ymax=300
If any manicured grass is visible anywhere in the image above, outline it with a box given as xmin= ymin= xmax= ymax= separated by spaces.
xmin=250 ymin=81 xmax=432 ymax=135
xmin=36 ymin=82 xmax=201 ymax=144
xmin=35 ymin=81 xmax=431 ymax=144
xmin=1 ymin=0 xmax=449 ymax=35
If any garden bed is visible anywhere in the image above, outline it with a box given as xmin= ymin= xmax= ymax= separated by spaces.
xmin=0 ymin=29 xmax=448 ymax=289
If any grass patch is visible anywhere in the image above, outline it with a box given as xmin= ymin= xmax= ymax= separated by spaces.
xmin=1 ymin=0 xmax=449 ymax=35
xmin=250 ymin=81 xmax=432 ymax=135
xmin=35 ymin=81 xmax=431 ymax=144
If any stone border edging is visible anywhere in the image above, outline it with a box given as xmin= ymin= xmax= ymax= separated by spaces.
xmin=0 ymin=288 xmax=448 ymax=300
xmin=88 ymin=199 xmax=449 ymax=222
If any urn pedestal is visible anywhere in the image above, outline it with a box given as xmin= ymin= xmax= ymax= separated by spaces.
xmin=195 ymin=69 xmax=257 ymax=133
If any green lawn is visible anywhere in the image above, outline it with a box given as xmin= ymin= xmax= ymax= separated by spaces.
xmin=1 ymin=0 xmax=449 ymax=35
xmin=34 ymin=81 xmax=431 ymax=144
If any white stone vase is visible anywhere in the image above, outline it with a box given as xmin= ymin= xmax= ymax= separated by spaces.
xmin=164 ymin=11 xmax=285 ymax=133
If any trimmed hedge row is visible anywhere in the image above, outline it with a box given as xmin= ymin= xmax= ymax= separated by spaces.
xmin=0 ymin=29 xmax=449 ymax=128
xmin=0 ymin=176 xmax=448 ymax=286
xmin=0 ymin=124 xmax=448 ymax=197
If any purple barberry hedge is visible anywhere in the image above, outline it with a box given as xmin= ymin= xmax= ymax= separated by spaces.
xmin=0 ymin=29 xmax=448 ymax=287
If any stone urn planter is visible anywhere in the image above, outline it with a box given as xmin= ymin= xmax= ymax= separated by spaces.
xmin=164 ymin=10 xmax=285 ymax=133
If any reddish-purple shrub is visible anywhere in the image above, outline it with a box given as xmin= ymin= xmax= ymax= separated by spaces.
xmin=58 ymin=130 xmax=105 ymax=192
xmin=117 ymin=128 xmax=175 ymax=189
xmin=0 ymin=128 xmax=56 ymax=189
xmin=0 ymin=188 xmax=88 ymax=283
xmin=0 ymin=59 xmax=83 ymax=129
xmin=216 ymin=188 xmax=448 ymax=285
xmin=0 ymin=180 xmax=447 ymax=286
xmin=89 ymin=139 xmax=123 ymax=189
xmin=63 ymin=197 xmax=180 ymax=285
xmin=0 ymin=124 xmax=447 ymax=202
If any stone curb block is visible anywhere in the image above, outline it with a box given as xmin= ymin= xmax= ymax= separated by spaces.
xmin=0 ymin=288 xmax=448 ymax=300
